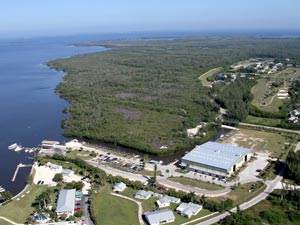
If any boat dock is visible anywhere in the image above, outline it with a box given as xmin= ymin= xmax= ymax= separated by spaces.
xmin=11 ymin=163 xmax=32 ymax=182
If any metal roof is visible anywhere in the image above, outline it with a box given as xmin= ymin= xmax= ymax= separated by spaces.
xmin=56 ymin=189 xmax=76 ymax=214
xmin=182 ymin=142 xmax=250 ymax=170
xmin=144 ymin=209 xmax=175 ymax=225
xmin=135 ymin=190 xmax=153 ymax=199
xmin=176 ymin=202 xmax=202 ymax=217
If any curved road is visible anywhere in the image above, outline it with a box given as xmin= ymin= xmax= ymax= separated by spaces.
xmin=196 ymin=165 xmax=287 ymax=225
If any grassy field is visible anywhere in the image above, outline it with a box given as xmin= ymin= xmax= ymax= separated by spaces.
xmin=198 ymin=67 xmax=222 ymax=86
xmin=0 ymin=219 xmax=11 ymax=225
xmin=91 ymin=185 xmax=139 ymax=225
xmin=0 ymin=185 xmax=49 ymax=223
xmin=48 ymin=38 xmax=300 ymax=155
xmin=215 ymin=182 xmax=266 ymax=206
xmin=168 ymin=176 xmax=224 ymax=191
xmin=220 ymin=128 xmax=295 ymax=158
xmin=66 ymin=150 xmax=93 ymax=160
xmin=244 ymin=115 xmax=282 ymax=127
xmin=251 ymin=68 xmax=300 ymax=113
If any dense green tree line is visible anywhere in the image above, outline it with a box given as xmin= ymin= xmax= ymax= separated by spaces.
xmin=48 ymin=37 xmax=300 ymax=154
xmin=286 ymin=150 xmax=300 ymax=184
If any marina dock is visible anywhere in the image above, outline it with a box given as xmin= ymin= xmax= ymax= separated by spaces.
xmin=11 ymin=163 xmax=32 ymax=182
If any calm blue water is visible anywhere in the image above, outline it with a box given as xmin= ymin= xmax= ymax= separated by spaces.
xmin=0 ymin=36 xmax=106 ymax=195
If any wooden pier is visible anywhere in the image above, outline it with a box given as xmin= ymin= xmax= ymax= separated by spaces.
xmin=11 ymin=163 xmax=32 ymax=182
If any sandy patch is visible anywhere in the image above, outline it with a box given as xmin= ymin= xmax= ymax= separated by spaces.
xmin=33 ymin=165 xmax=91 ymax=194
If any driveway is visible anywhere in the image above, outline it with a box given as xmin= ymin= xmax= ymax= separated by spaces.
xmin=238 ymin=152 xmax=270 ymax=184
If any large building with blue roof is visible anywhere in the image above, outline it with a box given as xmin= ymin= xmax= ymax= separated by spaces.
xmin=181 ymin=142 xmax=251 ymax=178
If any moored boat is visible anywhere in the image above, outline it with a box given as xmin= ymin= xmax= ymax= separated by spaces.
xmin=8 ymin=143 xmax=18 ymax=150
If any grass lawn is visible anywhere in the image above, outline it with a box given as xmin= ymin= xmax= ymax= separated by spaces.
xmin=220 ymin=128 xmax=295 ymax=158
xmin=0 ymin=219 xmax=10 ymax=225
xmin=175 ymin=169 xmax=189 ymax=174
xmin=66 ymin=150 xmax=93 ymax=160
xmin=91 ymin=184 xmax=139 ymax=225
xmin=168 ymin=176 xmax=224 ymax=191
xmin=244 ymin=115 xmax=282 ymax=127
xmin=214 ymin=182 xmax=266 ymax=206
xmin=0 ymin=185 xmax=49 ymax=223
xmin=198 ymin=67 xmax=222 ymax=86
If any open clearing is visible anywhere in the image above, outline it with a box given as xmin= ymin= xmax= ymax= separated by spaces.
xmin=198 ymin=67 xmax=222 ymax=86
xmin=219 ymin=128 xmax=294 ymax=158
xmin=244 ymin=115 xmax=282 ymax=127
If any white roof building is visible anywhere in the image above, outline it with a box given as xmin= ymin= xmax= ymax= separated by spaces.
xmin=144 ymin=209 xmax=175 ymax=225
xmin=181 ymin=142 xmax=251 ymax=178
xmin=65 ymin=139 xmax=82 ymax=150
xmin=113 ymin=182 xmax=127 ymax=192
xmin=176 ymin=202 xmax=202 ymax=218
xmin=134 ymin=190 xmax=153 ymax=200
xmin=46 ymin=162 xmax=63 ymax=172
xmin=156 ymin=198 xmax=170 ymax=208
xmin=56 ymin=189 xmax=76 ymax=216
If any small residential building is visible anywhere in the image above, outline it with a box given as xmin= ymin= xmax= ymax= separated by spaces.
xmin=113 ymin=182 xmax=127 ymax=192
xmin=65 ymin=139 xmax=82 ymax=150
xmin=46 ymin=162 xmax=63 ymax=173
xmin=162 ymin=195 xmax=181 ymax=204
xmin=144 ymin=209 xmax=175 ymax=225
xmin=156 ymin=198 xmax=170 ymax=208
xmin=176 ymin=202 xmax=203 ymax=218
xmin=135 ymin=190 xmax=153 ymax=200
xmin=62 ymin=169 xmax=74 ymax=177
xmin=56 ymin=189 xmax=76 ymax=217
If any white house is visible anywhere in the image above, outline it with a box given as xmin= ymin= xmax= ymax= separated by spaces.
xmin=135 ymin=190 xmax=153 ymax=200
xmin=113 ymin=182 xmax=127 ymax=192
xmin=62 ymin=169 xmax=74 ymax=177
xmin=144 ymin=209 xmax=175 ymax=225
xmin=65 ymin=139 xmax=82 ymax=150
xmin=156 ymin=197 xmax=170 ymax=208
xmin=176 ymin=202 xmax=202 ymax=218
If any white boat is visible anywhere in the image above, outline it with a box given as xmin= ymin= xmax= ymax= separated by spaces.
xmin=8 ymin=143 xmax=18 ymax=150
xmin=14 ymin=145 xmax=23 ymax=151
xmin=0 ymin=186 xmax=5 ymax=193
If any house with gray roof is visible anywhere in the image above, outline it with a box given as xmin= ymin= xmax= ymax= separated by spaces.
xmin=156 ymin=197 xmax=170 ymax=208
xmin=144 ymin=209 xmax=175 ymax=225
xmin=113 ymin=182 xmax=127 ymax=192
xmin=56 ymin=189 xmax=76 ymax=217
xmin=176 ymin=202 xmax=202 ymax=218
xmin=181 ymin=142 xmax=251 ymax=178
xmin=134 ymin=190 xmax=153 ymax=200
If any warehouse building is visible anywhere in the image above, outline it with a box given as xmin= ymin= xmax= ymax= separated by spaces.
xmin=181 ymin=142 xmax=251 ymax=178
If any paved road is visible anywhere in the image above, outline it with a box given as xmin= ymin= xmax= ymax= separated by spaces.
xmin=239 ymin=122 xmax=300 ymax=135
xmin=88 ymin=160 xmax=149 ymax=183
xmin=82 ymin=195 xmax=94 ymax=225
xmin=196 ymin=165 xmax=287 ymax=225
xmin=111 ymin=193 xmax=145 ymax=225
